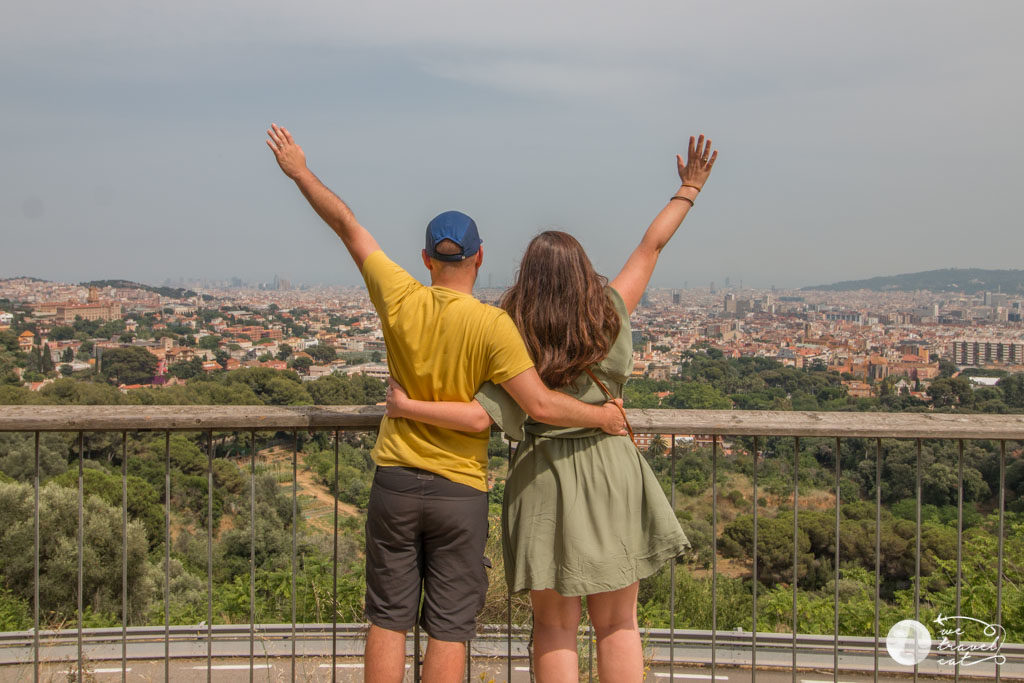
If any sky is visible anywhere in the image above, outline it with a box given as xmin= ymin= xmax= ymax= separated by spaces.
xmin=2 ymin=1 xmax=1022 ymax=290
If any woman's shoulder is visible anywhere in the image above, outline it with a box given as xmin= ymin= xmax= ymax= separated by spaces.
xmin=605 ymin=285 xmax=627 ymax=317
xmin=597 ymin=286 xmax=632 ymax=379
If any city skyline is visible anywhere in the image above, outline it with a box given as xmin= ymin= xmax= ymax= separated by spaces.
xmin=3 ymin=2 xmax=1022 ymax=288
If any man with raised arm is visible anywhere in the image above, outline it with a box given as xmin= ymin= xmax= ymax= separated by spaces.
xmin=265 ymin=124 xmax=625 ymax=683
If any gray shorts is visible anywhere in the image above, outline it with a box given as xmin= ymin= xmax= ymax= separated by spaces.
xmin=364 ymin=466 xmax=489 ymax=642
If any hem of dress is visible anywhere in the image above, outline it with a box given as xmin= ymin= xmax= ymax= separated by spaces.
xmin=506 ymin=538 xmax=690 ymax=597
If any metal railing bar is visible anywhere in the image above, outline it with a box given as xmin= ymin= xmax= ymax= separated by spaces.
xmin=669 ymin=433 xmax=677 ymax=679
xmin=711 ymin=434 xmax=718 ymax=680
xmin=792 ymin=435 xmax=799 ymax=683
xmin=291 ymin=431 xmax=298 ymax=683
xmin=588 ymin=619 xmax=593 ymax=683
xmin=997 ymin=439 xmax=1006 ymax=683
xmin=414 ymin=620 xmax=421 ymax=681
xmin=752 ymin=435 xmax=759 ymax=683
xmin=506 ymin=437 xmax=513 ymax=683
xmin=164 ymin=431 xmax=170 ymax=683
xmin=956 ymin=439 xmax=964 ymax=683
xmin=207 ymin=430 xmax=214 ymax=682
xmin=250 ymin=430 xmax=257 ymax=683
xmin=332 ymin=430 xmax=339 ymax=683
xmin=873 ymin=437 xmax=881 ymax=683
xmin=833 ymin=436 xmax=840 ymax=682
xmin=16 ymin=622 xmax=1024 ymax=651
xmin=121 ymin=431 xmax=127 ymax=683
xmin=465 ymin=640 xmax=471 ymax=682
xmin=7 ymin=404 xmax=1024 ymax=439
xmin=914 ymin=438 xmax=922 ymax=683
xmin=33 ymin=430 xmax=40 ymax=683
xmin=10 ymin=621 xmax=1024 ymax=650
xmin=77 ymin=431 xmax=84 ymax=683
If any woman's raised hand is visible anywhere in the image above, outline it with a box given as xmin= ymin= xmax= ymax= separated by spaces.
xmin=676 ymin=134 xmax=718 ymax=191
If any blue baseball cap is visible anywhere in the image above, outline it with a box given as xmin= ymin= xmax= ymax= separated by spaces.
xmin=425 ymin=210 xmax=482 ymax=262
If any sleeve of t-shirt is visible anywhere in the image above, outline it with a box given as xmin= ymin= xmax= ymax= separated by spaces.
xmin=485 ymin=312 xmax=535 ymax=385
xmin=360 ymin=250 xmax=421 ymax=324
xmin=475 ymin=381 xmax=526 ymax=442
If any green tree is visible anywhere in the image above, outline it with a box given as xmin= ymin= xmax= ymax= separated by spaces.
xmin=197 ymin=335 xmax=221 ymax=351
xmin=308 ymin=374 xmax=385 ymax=405
xmin=664 ymin=382 xmax=731 ymax=409
xmin=307 ymin=344 xmax=337 ymax=363
xmin=40 ymin=344 xmax=55 ymax=373
xmin=168 ymin=357 xmax=203 ymax=380
xmin=49 ymin=467 xmax=164 ymax=547
xmin=101 ymin=346 xmax=159 ymax=385
xmin=997 ymin=373 xmax=1024 ymax=409
xmin=39 ymin=378 xmax=123 ymax=404
xmin=49 ymin=326 xmax=76 ymax=341
xmin=0 ymin=481 xmax=154 ymax=624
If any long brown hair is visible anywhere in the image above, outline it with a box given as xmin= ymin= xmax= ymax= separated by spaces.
xmin=501 ymin=231 xmax=620 ymax=388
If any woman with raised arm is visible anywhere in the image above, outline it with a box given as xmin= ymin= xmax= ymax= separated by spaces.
xmin=387 ymin=136 xmax=718 ymax=683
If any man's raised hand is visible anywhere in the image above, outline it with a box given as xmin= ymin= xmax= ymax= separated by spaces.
xmin=266 ymin=124 xmax=307 ymax=180
xmin=676 ymin=134 xmax=718 ymax=191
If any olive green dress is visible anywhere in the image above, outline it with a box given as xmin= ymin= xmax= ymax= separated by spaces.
xmin=476 ymin=287 xmax=690 ymax=596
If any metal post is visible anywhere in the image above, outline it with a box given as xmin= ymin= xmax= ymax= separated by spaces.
xmin=669 ymin=434 xmax=677 ymax=678
xmin=873 ymin=438 xmax=881 ymax=683
xmin=955 ymin=439 xmax=964 ymax=683
xmin=711 ymin=435 xmax=718 ymax=680
xmin=333 ymin=430 xmax=340 ymax=683
xmin=752 ymin=436 xmax=759 ymax=683
xmin=792 ymin=436 xmax=799 ymax=683
xmin=164 ymin=432 xmax=170 ymax=682
xmin=207 ymin=431 xmax=214 ymax=683
xmin=996 ymin=440 xmax=1005 ymax=683
xmin=833 ymin=437 xmax=840 ymax=681
xmin=588 ymin=620 xmax=593 ymax=683
xmin=77 ymin=431 xmax=84 ymax=683
xmin=291 ymin=432 xmax=298 ymax=683
xmin=507 ymin=438 xmax=513 ymax=683
xmin=121 ymin=432 xmax=128 ymax=683
xmin=33 ymin=432 xmax=40 ymax=683
xmin=414 ymin=622 xmax=421 ymax=681
xmin=914 ymin=439 xmax=922 ymax=683
xmin=250 ymin=430 xmax=256 ymax=683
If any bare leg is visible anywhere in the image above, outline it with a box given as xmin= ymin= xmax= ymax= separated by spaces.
xmin=365 ymin=624 xmax=407 ymax=683
xmin=587 ymin=582 xmax=642 ymax=683
xmin=422 ymin=638 xmax=466 ymax=683
xmin=530 ymin=589 xmax=582 ymax=683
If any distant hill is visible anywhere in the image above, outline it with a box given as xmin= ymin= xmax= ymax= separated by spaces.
xmin=0 ymin=276 xmax=50 ymax=283
xmin=82 ymin=279 xmax=200 ymax=300
xmin=804 ymin=268 xmax=1024 ymax=294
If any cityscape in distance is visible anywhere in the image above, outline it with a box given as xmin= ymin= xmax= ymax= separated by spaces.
xmin=2 ymin=267 xmax=1024 ymax=402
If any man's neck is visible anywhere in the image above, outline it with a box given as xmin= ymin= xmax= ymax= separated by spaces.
xmin=429 ymin=272 xmax=476 ymax=295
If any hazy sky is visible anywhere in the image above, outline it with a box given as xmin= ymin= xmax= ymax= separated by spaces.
xmin=2 ymin=2 xmax=1022 ymax=289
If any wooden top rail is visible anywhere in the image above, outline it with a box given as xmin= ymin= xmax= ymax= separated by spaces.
xmin=2 ymin=405 xmax=1024 ymax=439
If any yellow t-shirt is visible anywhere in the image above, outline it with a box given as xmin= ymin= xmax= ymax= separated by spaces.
xmin=361 ymin=250 xmax=535 ymax=490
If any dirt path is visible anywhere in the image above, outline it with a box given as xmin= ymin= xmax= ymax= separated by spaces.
xmin=257 ymin=445 xmax=361 ymax=532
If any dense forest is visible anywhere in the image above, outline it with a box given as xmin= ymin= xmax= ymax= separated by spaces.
xmin=0 ymin=340 xmax=1021 ymax=645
